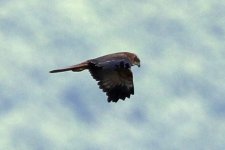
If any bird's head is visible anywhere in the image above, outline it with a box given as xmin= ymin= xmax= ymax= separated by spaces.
xmin=128 ymin=53 xmax=140 ymax=67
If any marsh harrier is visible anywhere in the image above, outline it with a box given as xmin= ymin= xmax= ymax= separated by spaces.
xmin=50 ymin=52 xmax=140 ymax=102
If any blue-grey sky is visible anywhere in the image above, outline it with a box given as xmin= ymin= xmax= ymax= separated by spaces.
xmin=1 ymin=0 xmax=225 ymax=150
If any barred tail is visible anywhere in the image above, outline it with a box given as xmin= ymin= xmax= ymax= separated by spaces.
xmin=49 ymin=61 xmax=89 ymax=73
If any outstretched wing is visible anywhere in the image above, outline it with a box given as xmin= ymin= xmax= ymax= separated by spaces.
xmin=88 ymin=59 xmax=134 ymax=102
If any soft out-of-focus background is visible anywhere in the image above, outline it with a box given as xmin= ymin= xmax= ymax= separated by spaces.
xmin=1 ymin=0 xmax=225 ymax=150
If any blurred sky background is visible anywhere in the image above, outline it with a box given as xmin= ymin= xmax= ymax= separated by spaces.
xmin=1 ymin=0 xmax=225 ymax=150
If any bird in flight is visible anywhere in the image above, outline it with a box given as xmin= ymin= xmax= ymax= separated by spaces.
xmin=50 ymin=52 xmax=140 ymax=102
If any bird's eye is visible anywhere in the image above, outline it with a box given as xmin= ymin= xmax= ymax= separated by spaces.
xmin=134 ymin=56 xmax=140 ymax=63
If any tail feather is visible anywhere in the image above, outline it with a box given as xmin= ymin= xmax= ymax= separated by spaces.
xmin=50 ymin=62 xmax=89 ymax=73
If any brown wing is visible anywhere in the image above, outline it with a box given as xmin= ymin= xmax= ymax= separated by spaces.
xmin=88 ymin=61 xmax=134 ymax=102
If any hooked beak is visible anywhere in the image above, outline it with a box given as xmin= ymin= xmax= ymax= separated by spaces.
xmin=135 ymin=62 xmax=140 ymax=67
